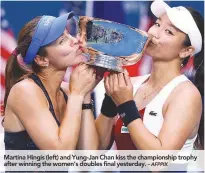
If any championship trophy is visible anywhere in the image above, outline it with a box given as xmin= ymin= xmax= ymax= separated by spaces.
xmin=73 ymin=16 xmax=152 ymax=72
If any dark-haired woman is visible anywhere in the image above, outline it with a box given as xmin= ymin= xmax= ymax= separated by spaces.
xmin=96 ymin=0 xmax=204 ymax=170
xmin=3 ymin=12 xmax=99 ymax=150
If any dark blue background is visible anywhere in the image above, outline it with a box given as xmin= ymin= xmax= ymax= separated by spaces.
xmin=2 ymin=1 xmax=204 ymax=38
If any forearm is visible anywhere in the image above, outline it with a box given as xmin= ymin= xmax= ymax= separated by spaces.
xmin=128 ymin=120 xmax=163 ymax=150
xmin=77 ymin=93 xmax=99 ymax=149
xmin=117 ymin=100 xmax=163 ymax=150
xmin=77 ymin=109 xmax=99 ymax=150
xmin=95 ymin=114 xmax=115 ymax=150
xmin=95 ymin=93 xmax=117 ymax=150
xmin=58 ymin=94 xmax=84 ymax=150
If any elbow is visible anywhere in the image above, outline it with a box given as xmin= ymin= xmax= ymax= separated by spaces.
xmin=37 ymin=134 xmax=78 ymax=150
xmin=98 ymin=144 xmax=107 ymax=150
xmin=52 ymin=138 xmax=77 ymax=150
xmin=132 ymin=138 xmax=164 ymax=150
xmin=98 ymin=139 xmax=112 ymax=150
xmin=90 ymin=138 xmax=99 ymax=150
xmin=78 ymin=138 xmax=99 ymax=150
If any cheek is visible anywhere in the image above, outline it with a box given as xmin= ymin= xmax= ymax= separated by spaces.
xmin=160 ymin=42 xmax=185 ymax=62
xmin=146 ymin=38 xmax=181 ymax=60
xmin=58 ymin=46 xmax=74 ymax=57
xmin=50 ymin=47 xmax=75 ymax=64
xmin=60 ymin=46 xmax=82 ymax=66
xmin=48 ymin=45 xmax=74 ymax=58
xmin=161 ymin=38 xmax=183 ymax=55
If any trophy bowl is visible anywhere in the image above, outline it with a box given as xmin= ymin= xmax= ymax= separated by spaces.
xmin=74 ymin=15 xmax=152 ymax=72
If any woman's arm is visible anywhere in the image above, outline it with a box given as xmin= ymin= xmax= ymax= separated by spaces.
xmin=7 ymin=64 xmax=97 ymax=150
xmin=77 ymin=67 xmax=107 ymax=150
xmin=8 ymin=82 xmax=84 ymax=150
xmin=128 ymin=82 xmax=202 ymax=150
xmin=95 ymin=76 xmax=118 ymax=150
xmin=61 ymin=83 xmax=99 ymax=150
xmin=76 ymin=92 xmax=99 ymax=150
xmin=95 ymin=113 xmax=115 ymax=150
xmin=107 ymin=72 xmax=202 ymax=150
xmin=95 ymin=75 xmax=142 ymax=150
xmin=61 ymin=82 xmax=99 ymax=150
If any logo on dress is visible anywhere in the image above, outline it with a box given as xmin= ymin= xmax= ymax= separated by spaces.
xmin=121 ymin=125 xmax=129 ymax=133
xmin=149 ymin=111 xmax=157 ymax=116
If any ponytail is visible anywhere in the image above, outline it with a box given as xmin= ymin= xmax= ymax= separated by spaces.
xmin=185 ymin=7 xmax=204 ymax=149
xmin=3 ymin=17 xmax=43 ymax=113
xmin=3 ymin=49 xmax=30 ymax=112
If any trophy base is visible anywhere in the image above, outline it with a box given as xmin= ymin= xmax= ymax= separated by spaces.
xmin=84 ymin=53 xmax=123 ymax=72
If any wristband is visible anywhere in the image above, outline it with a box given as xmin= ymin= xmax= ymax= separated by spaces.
xmin=101 ymin=94 xmax=117 ymax=118
xmin=117 ymin=100 xmax=140 ymax=126
xmin=82 ymin=100 xmax=94 ymax=111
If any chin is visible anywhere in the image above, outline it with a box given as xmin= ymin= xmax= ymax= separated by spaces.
xmin=71 ymin=59 xmax=82 ymax=66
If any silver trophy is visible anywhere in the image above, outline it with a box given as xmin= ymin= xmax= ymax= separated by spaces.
xmin=74 ymin=16 xmax=152 ymax=72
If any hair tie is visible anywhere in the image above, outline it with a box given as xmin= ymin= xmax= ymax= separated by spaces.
xmin=11 ymin=48 xmax=18 ymax=57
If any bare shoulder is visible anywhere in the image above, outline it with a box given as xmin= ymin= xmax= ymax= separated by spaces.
xmin=159 ymin=81 xmax=202 ymax=149
xmin=7 ymin=78 xmax=47 ymax=109
xmin=171 ymin=81 xmax=202 ymax=102
xmin=9 ymin=78 xmax=43 ymax=97
xmin=166 ymin=80 xmax=202 ymax=120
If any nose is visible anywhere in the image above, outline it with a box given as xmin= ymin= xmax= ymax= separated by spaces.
xmin=76 ymin=33 xmax=87 ymax=47
xmin=148 ymin=27 xmax=160 ymax=39
xmin=69 ymin=36 xmax=79 ymax=47
xmin=73 ymin=36 xmax=79 ymax=44
xmin=150 ymin=31 xmax=159 ymax=39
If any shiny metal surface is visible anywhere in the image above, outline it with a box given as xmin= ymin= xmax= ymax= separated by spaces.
xmin=75 ymin=16 xmax=152 ymax=72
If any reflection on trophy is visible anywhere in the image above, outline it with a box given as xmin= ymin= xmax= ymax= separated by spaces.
xmin=74 ymin=16 xmax=152 ymax=72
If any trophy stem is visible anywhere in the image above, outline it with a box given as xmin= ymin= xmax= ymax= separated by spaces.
xmin=83 ymin=53 xmax=123 ymax=72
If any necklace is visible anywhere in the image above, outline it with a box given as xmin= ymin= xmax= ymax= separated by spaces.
xmin=142 ymin=86 xmax=162 ymax=100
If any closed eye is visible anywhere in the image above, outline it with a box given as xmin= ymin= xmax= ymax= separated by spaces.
xmin=165 ymin=29 xmax=174 ymax=35
xmin=59 ymin=37 xmax=65 ymax=44
xmin=154 ymin=22 xmax=160 ymax=27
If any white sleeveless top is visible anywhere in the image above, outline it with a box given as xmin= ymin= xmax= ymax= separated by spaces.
xmin=132 ymin=74 xmax=197 ymax=152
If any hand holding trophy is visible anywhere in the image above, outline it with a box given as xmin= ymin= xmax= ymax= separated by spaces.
xmin=73 ymin=14 xmax=152 ymax=72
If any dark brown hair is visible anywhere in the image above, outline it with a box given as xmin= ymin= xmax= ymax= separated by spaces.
xmin=3 ymin=16 xmax=48 ymax=111
xmin=184 ymin=7 xmax=204 ymax=149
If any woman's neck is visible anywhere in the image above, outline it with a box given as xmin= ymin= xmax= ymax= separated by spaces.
xmin=147 ymin=59 xmax=182 ymax=87
xmin=37 ymin=69 xmax=66 ymax=98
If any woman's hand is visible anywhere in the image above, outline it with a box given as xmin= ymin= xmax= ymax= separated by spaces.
xmin=83 ymin=66 xmax=107 ymax=103
xmin=69 ymin=64 xmax=97 ymax=97
xmin=104 ymin=70 xmax=133 ymax=106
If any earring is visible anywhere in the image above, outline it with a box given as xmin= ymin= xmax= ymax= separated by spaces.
xmin=45 ymin=63 xmax=49 ymax=67
xmin=181 ymin=63 xmax=184 ymax=68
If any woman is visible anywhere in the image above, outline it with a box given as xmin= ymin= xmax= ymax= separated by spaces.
xmin=96 ymin=0 xmax=203 ymax=153
xmin=3 ymin=12 xmax=100 ymax=150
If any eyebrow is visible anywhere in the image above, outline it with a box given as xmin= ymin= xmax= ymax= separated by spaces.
xmin=158 ymin=17 xmax=180 ymax=32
